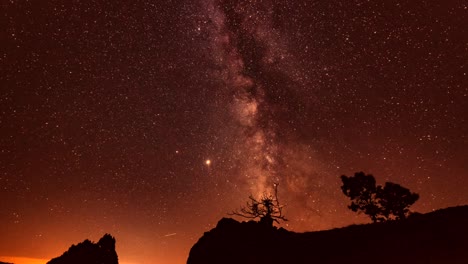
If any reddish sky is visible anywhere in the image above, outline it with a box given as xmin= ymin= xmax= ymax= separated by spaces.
xmin=1 ymin=0 xmax=466 ymax=263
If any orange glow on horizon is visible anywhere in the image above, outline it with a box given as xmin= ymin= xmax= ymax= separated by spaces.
xmin=0 ymin=256 xmax=48 ymax=264
xmin=0 ymin=256 xmax=138 ymax=264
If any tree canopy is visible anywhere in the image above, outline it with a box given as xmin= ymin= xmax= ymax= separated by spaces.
xmin=341 ymin=172 xmax=419 ymax=222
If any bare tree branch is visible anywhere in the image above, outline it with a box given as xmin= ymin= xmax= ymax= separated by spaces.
xmin=228 ymin=183 xmax=287 ymax=226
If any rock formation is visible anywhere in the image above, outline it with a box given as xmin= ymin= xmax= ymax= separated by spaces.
xmin=47 ymin=234 xmax=118 ymax=264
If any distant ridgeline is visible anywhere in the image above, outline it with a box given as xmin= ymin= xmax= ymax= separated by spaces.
xmin=187 ymin=205 xmax=468 ymax=264
xmin=47 ymin=234 xmax=118 ymax=264
xmin=0 ymin=262 xmax=13 ymax=264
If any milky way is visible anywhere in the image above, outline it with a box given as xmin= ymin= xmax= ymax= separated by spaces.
xmin=204 ymin=0 xmax=286 ymax=195
xmin=201 ymin=0 xmax=325 ymax=205
xmin=1 ymin=0 xmax=467 ymax=264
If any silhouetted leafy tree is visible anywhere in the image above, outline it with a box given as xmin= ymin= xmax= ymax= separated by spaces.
xmin=229 ymin=183 xmax=287 ymax=226
xmin=341 ymin=172 xmax=419 ymax=222
xmin=340 ymin=172 xmax=382 ymax=222
xmin=378 ymin=182 xmax=420 ymax=220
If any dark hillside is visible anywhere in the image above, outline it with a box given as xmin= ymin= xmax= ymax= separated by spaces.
xmin=188 ymin=205 xmax=468 ymax=264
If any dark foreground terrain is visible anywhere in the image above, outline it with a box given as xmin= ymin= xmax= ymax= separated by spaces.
xmin=47 ymin=234 xmax=118 ymax=264
xmin=188 ymin=205 xmax=468 ymax=264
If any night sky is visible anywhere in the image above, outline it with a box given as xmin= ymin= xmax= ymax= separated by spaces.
xmin=1 ymin=1 xmax=467 ymax=264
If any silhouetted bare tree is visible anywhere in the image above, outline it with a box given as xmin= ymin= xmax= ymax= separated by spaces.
xmin=341 ymin=172 xmax=419 ymax=222
xmin=229 ymin=183 xmax=287 ymax=226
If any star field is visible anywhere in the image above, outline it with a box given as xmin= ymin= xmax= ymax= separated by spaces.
xmin=1 ymin=1 xmax=467 ymax=264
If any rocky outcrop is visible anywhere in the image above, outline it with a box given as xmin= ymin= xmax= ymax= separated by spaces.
xmin=187 ymin=206 xmax=468 ymax=264
xmin=47 ymin=234 xmax=118 ymax=264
